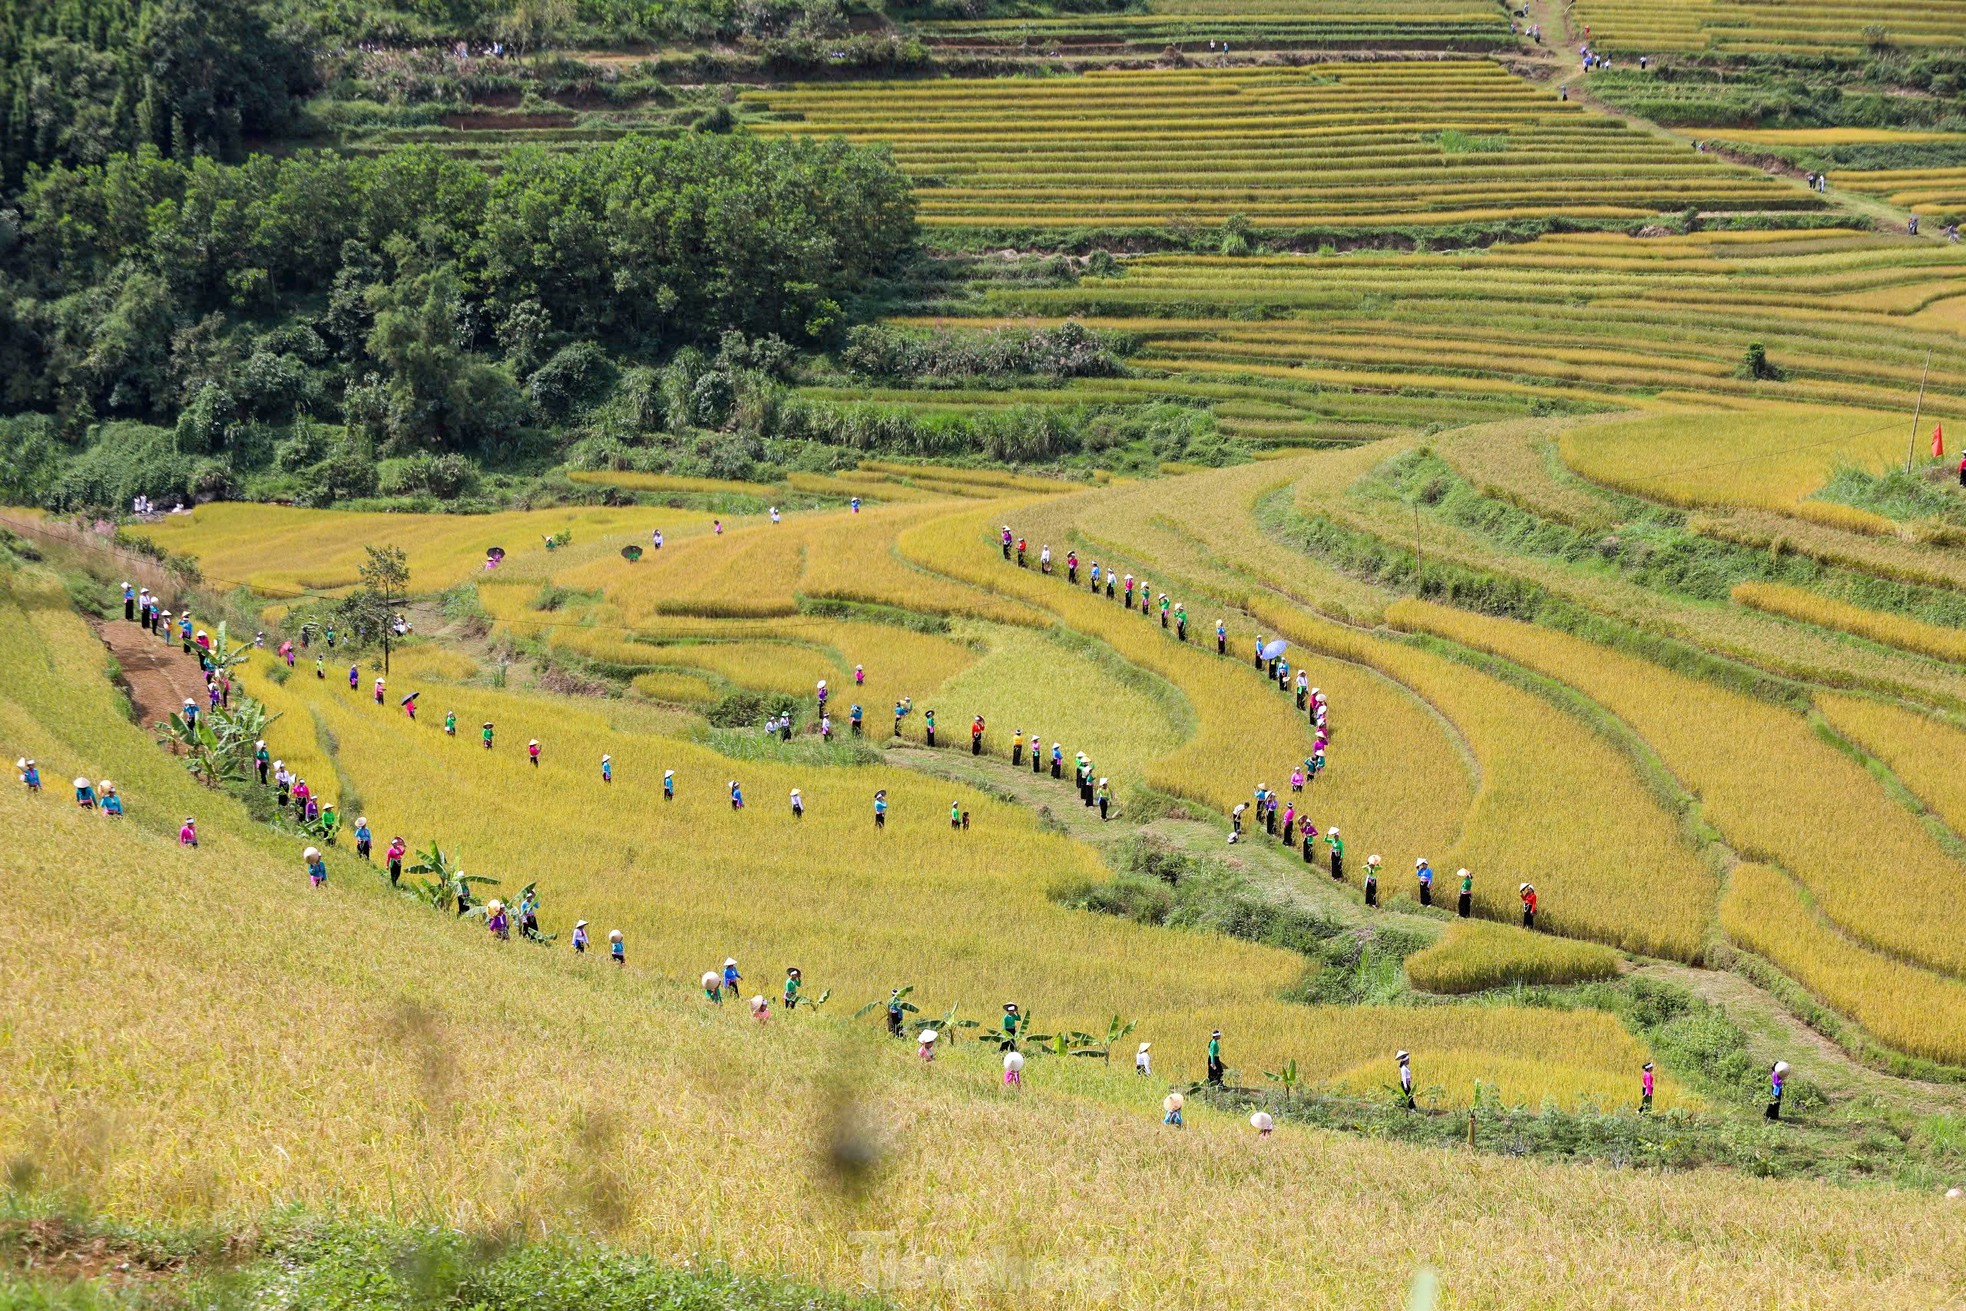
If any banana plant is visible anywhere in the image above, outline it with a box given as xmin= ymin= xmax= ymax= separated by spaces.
xmin=154 ymin=711 xmax=244 ymax=786
xmin=915 ymin=1001 xmax=980 ymax=1042
xmin=403 ymin=841 xmax=498 ymax=915
xmin=1073 ymin=1015 xmax=1140 ymax=1063
xmin=1264 ymin=1057 xmax=1300 ymax=1102
xmin=853 ymin=984 xmax=918 ymax=1022
xmin=204 ymin=621 xmax=252 ymax=674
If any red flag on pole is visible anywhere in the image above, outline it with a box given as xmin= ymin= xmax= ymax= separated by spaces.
xmin=1934 ymin=423 xmax=1946 ymax=459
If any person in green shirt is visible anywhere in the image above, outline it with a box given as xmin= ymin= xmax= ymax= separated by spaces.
xmin=1206 ymin=1029 xmax=1224 ymax=1085
xmin=445 ymin=710 xmax=456 ymax=737
xmin=481 ymin=721 xmax=494 ymax=750
xmin=1457 ymin=867 xmax=1474 ymax=918
xmin=1096 ymin=777 xmax=1111 ymax=821
xmin=1000 ymin=1003 xmax=1021 ymax=1051
xmin=1326 ymin=827 xmax=1344 ymax=881
xmin=783 ymin=967 xmax=802 ymax=1010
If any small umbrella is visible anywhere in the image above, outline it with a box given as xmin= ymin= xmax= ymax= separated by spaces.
xmin=486 ymin=547 xmax=506 ymax=563
xmin=1260 ymin=638 xmax=1290 ymax=662
xmin=401 ymin=692 xmax=419 ymax=706
xmin=621 ymin=544 xmax=644 ymax=562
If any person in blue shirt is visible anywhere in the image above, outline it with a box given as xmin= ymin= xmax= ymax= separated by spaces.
xmin=850 ymin=703 xmax=863 ymax=736
xmin=122 ymin=582 xmax=135 ymax=621
xmin=873 ymin=789 xmax=888 ymax=829
xmin=304 ymin=846 xmax=328 ymax=888
xmin=100 ymin=781 xmax=123 ymax=817
xmin=722 ymin=957 xmax=741 ymax=995
xmin=601 ymin=754 xmax=612 ymax=784
xmin=74 ymin=776 xmax=98 ymax=810
xmin=663 ymin=769 xmax=674 ymax=800
xmin=850 ymin=497 xmax=861 ymax=513
xmin=1216 ymin=619 xmax=1227 ymax=655
xmin=728 ymin=779 xmax=744 ymax=811
xmin=181 ymin=698 xmax=198 ymax=730
xmin=353 ymin=817 xmax=372 ymax=861
xmin=17 ymin=758 xmax=39 ymax=792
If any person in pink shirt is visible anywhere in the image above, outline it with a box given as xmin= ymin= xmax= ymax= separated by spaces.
xmin=178 ymin=817 xmax=198 ymax=847
xmin=1640 ymin=1061 xmax=1655 ymax=1113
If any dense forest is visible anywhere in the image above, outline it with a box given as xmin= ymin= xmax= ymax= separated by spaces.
xmin=0 ymin=132 xmax=920 ymax=508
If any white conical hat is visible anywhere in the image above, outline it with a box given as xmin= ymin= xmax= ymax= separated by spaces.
xmin=750 ymin=996 xmax=766 ymax=1010
xmin=1250 ymin=1111 xmax=1274 ymax=1132
xmin=919 ymin=1029 xmax=938 ymax=1043
xmin=1163 ymin=1093 xmax=1183 ymax=1113
xmin=74 ymin=777 xmax=90 ymax=789
xmin=303 ymin=847 xmax=320 ymax=860
xmin=702 ymin=971 xmax=720 ymax=988
xmin=1004 ymin=1052 xmax=1025 ymax=1073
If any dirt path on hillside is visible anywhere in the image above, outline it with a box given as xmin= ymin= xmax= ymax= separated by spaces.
xmin=98 ymin=619 xmax=207 ymax=729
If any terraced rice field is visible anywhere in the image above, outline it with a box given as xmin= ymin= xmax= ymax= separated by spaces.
xmin=744 ymin=63 xmax=1816 ymax=230
xmin=1391 ymin=599 xmax=1966 ymax=1062
xmin=1571 ymin=0 xmax=1966 ymax=53
xmin=1556 ymin=402 xmax=1921 ymax=529
xmin=1834 ymin=167 xmax=1966 ymax=217
xmin=894 ymin=228 xmax=1966 ymax=446
xmin=920 ymin=0 xmax=1512 ymax=53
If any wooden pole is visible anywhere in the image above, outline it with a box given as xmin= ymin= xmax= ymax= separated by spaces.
xmin=1906 ymin=348 xmax=1932 ymax=474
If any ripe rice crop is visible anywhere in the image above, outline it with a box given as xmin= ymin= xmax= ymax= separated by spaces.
xmin=859 ymin=461 xmax=1082 ymax=494
xmin=1406 ymin=920 xmax=1624 ymax=994
xmin=1557 ymin=403 xmax=1920 ymax=532
xmin=1720 ymin=864 xmax=1966 ymax=1065
xmin=783 ymin=471 xmax=938 ymax=502
xmin=550 ymin=506 xmax=1045 ymax=628
xmin=128 ymin=503 xmax=718 ymax=595
xmin=936 ymin=233 xmax=1966 ymax=445
xmin=1573 ymin=0 xmax=1966 ymax=52
xmin=743 ymin=63 xmax=1806 ymax=230
xmin=629 ymin=670 xmax=720 ymax=702
xmin=921 ymin=626 xmax=1190 ymax=786
xmin=1392 ymin=600 xmax=1966 ymax=984
xmin=565 ymin=470 xmax=779 ymax=496
xmin=1816 ymin=693 xmax=1966 ymax=838
xmin=1733 ymin=581 xmax=1966 ymax=663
